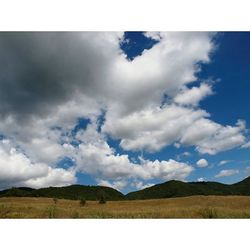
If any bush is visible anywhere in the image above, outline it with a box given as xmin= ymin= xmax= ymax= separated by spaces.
xmin=200 ymin=207 xmax=218 ymax=218
xmin=79 ymin=198 xmax=86 ymax=207
xmin=48 ymin=205 xmax=56 ymax=218
xmin=99 ymin=195 xmax=106 ymax=204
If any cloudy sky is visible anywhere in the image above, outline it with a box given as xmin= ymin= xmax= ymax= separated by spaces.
xmin=0 ymin=32 xmax=249 ymax=193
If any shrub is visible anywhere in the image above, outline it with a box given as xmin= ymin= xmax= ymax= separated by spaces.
xmin=99 ymin=195 xmax=106 ymax=204
xmin=79 ymin=198 xmax=86 ymax=207
xmin=48 ymin=205 xmax=56 ymax=218
xmin=200 ymin=207 xmax=218 ymax=218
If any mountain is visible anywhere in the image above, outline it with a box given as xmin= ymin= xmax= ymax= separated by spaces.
xmin=231 ymin=176 xmax=250 ymax=195
xmin=125 ymin=176 xmax=250 ymax=200
xmin=1 ymin=176 xmax=250 ymax=201
xmin=0 ymin=185 xmax=124 ymax=201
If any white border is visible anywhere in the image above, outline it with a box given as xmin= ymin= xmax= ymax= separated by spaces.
xmin=0 ymin=0 xmax=249 ymax=31
xmin=0 ymin=219 xmax=249 ymax=250
xmin=0 ymin=1 xmax=250 ymax=249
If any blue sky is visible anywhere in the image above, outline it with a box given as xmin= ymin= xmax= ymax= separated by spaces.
xmin=0 ymin=32 xmax=249 ymax=193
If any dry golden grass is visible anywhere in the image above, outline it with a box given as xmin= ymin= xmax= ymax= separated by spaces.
xmin=1 ymin=195 xmax=250 ymax=218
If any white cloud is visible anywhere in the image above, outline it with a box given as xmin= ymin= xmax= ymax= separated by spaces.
xmin=218 ymin=160 xmax=231 ymax=166
xmin=102 ymin=32 xmax=225 ymax=155
xmin=197 ymin=177 xmax=205 ymax=182
xmin=245 ymin=167 xmax=250 ymax=176
xmin=144 ymin=32 xmax=162 ymax=41
xmin=183 ymin=152 xmax=191 ymax=157
xmin=107 ymin=32 xmax=213 ymax=116
xmin=131 ymin=181 xmax=154 ymax=190
xmin=74 ymin=123 xmax=194 ymax=184
xmin=181 ymin=119 xmax=246 ymax=155
xmin=137 ymin=158 xmax=194 ymax=181
xmin=103 ymin=104 xmax=208 ymax=152
xmin=196 ymin=158 xmax=208 ymax=167
xmin=104 ymin=104 xmax=246 ymax=155
xmin=176 ymin=151 xmax=191 ymax=161
xmin=97 ymin=179 xmax=128 ymax=191
xmin=0 ymin=140 xmax=76 ymax=189
xmin=215 ymin=169 xmax=239 ymax=178
xmin=242 ymin=141 xmax=250 ymax=148
xmin=24 ymin=168 xmax=76 ymax=189
xmin=174 ymin=83 xmax=213 ymax=107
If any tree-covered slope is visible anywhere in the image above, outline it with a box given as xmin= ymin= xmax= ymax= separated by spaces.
xmin=125 ymin=177 xmax=250 ymax=200
xmin=1 ymin=177 xmax=250 ymax=201
xmin=0 ymin=185 xmax=125 ymax=201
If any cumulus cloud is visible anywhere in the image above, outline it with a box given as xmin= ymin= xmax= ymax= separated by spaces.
xmin=104 ymin=105 xmax=246 ymax=154
xmin=174 ymin=83 xmax=213 ymax=107
xmin=74 ymin=123 xmax=194 ymax=183
xmin=103 ymin=105 xmax=208 ymax=152
xmin=196 ymin=159 xmax=208 ymax=167
xmin=215 ymin=169 xmax=239 ymax=178
xmin=0 ymin=32 xmax=122 ymax=120
xmin=0 ymin=140 xmax=76 ymax=189
xmin=137 ymin=158 xmax=194 ymax=181
xmin=181 ymin=119 xmax=246 ymax=154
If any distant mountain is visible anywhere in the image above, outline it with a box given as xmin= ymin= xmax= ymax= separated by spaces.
xmin=1 ymin=177 xmax=250 ymax=201
xmin=125 ymin=176 xmax=250 ymax=200
xmin=0 ymin=185 xmax=124 ymax=201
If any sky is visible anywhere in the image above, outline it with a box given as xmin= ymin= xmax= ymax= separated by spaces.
xmin=0 ymin=32 xmax=250 ymax=193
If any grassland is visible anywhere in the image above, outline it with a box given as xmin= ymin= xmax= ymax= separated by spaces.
xmin=1 ymin=195 xmax=250 ymax=218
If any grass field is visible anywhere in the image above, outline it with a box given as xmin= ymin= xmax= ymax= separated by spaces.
xmin=1 ymin=195 xmax=250 ymax=218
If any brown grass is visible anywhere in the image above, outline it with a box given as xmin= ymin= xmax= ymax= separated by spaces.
xmin=1 ymin=195 xmax=250 ymax=218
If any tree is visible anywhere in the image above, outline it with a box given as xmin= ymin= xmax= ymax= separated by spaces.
xmin=99 ymin=194 xmax=106 ymax=204
xmin=79 ymin=198 xmax=86 ymax=207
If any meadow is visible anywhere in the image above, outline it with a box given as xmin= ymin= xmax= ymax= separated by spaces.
xmin=1 ymin=195 xmax=250 ymax=218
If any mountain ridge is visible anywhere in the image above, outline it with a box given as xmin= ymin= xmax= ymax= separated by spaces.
xmin=0 ymin=176 xmax=250 ymax=201
xmin=0 ymin=184 xmax=124 ymax=201
xmin=125 ymin=176 xmax=250 ymax=200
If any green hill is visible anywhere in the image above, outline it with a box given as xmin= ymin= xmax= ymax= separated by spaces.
xmin=125 ymin=176 xmax=250 ymax=200
xmin=1 ymin=176 xmax=250 ymax=201
xmin=0 ymin=185 xmax=124 ymax=201
xmin=231 ymin=176 xmax=250 ymax=195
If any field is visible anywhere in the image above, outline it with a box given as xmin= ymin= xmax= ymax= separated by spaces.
xmin=1 ymin=195 xmax=250 ymax=218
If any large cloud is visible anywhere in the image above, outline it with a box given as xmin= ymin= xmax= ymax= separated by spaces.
xmin=74 ymin=123 xmax=194 ymax=184
xmin=181 ymin=119 xmax=246 ymax=154
xmin=0 ymin=32 xmax=122 ymax=120
xmin=103 ymin=104 xmax=246 ymax=154
xmin=0 ymin=140 xmax=76 ymax=189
